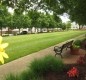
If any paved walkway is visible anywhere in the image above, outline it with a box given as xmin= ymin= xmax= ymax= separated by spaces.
xmin=0 ymin=35 xmax=86 ymax=80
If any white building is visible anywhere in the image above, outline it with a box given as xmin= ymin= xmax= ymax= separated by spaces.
xmin=71 ymin=22 xmax=79 ymax=29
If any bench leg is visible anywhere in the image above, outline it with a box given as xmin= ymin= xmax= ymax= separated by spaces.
xmin=55 ymin=53 xmax=57 ymax=57
xmin=55 ymin=53 xmax=63 ymax=58
xmin=66 ymin=47 xmax=67 ymax=50
xmin=60 ymin=54 xmax=63 ymax=58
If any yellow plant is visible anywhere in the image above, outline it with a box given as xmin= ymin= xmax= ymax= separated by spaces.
xmin=0 ymin=36 xmax=9 ymax=64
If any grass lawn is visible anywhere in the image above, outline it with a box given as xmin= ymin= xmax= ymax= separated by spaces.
xmin=3 ymin=30 xmax=86 ymax=63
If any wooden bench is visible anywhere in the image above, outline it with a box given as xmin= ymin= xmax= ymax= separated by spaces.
xmin=54 ymin=40 xmax=74 ymax=58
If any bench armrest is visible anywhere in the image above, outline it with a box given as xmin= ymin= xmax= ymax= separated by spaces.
xmin=54 ymin=46 xmax=61 ymax=52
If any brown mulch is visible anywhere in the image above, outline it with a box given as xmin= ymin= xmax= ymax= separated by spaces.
xmin=44 ymin=63 xmax=86 ymax=80
xmin=44 ymin=51 xmax=86 ymax=80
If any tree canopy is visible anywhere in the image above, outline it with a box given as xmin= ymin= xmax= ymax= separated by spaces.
xmin=59 ymin=0 xmax=86 ymax=25
xmin=0 ymin=0 xmax=86 ymax=34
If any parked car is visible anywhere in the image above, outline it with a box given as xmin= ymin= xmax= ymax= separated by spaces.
xmin=20 ymin=31 xmax=28 ymax=35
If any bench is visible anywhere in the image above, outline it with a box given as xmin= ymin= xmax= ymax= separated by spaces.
xmin=54 ymin=40 xmax=74 ymax=58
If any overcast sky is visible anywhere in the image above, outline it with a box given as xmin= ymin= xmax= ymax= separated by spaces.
xmin=60 ymin=16 xmax=70 ymax=23
xmin=60 ymin=13 xmax=70 ymax=23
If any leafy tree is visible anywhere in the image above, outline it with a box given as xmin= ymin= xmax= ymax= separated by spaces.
xmin=61 ymin=23 xmax=66 ymax=30
xmin=37 ymin=13 xmax=49 ymax=32
xmin=59 ymin=0 xmax=86 ymax=26
xmin=1 ymin=0 xmax=86 ymax=27
xmin=0 ymin=4 xmax=9 ymax=35
xmin=53 ymin=13 xmax=62 ymax=28
xmin=22 ymin=15 xmax=31 ymax=29
xmin=28 ymin=10 xmax=40 ymax=27
xmin=66 ymin=21 xmax=71 ymax=30
xmin=45 ymin=14 xmax=56 ymax=32
xmin=12 ymin=14 xmax=24 ymax=33
xmin=40 ymin=0 xmax=86 ymax=27
xmin=27 ymin=10 xmax=41 ymax=33
xmin=57 ymin=23 xmax=66 ymax=30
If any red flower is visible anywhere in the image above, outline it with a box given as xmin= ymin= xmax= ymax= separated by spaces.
xmin=67 ymin=67 xmax=79 ymax=77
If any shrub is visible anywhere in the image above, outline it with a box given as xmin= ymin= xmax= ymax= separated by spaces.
xmin=5 ymin=55 xmax=65 ymax=80
xmin=20 ymin=70 xmax=40 ymax=80
xmin=5 ymin=74 xmax=19 ymax=80
xmin=5 ymin=71 xmax=44 ymax=80
xmin=73 ymin=40 xmax=81 ymax=48
xmin=81 ymin=37 xmax=86 ymax=41
xmin=29 ymin=55 xmax=65 ymax=76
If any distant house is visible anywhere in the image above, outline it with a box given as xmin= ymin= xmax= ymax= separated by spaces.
xmin=80 ymin=25 xmax=86 ymax=29
xmin=71 ymin=22 xmax=79 ymax=29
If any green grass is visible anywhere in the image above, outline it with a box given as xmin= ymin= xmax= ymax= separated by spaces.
xmin=3 ymin=30 xmax=86 ymax=63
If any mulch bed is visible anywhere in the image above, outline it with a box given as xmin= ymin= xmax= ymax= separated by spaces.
xmin=44 ymin=54 xmax=86 ymax=80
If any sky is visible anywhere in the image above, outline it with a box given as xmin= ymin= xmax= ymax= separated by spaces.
xmin=60 ymin=16 xmax=70 ymax=23
xmin=60 ymin=13 xmax=70 ymax=23
xmin=8 ymin=7 xmax=14 ymax=14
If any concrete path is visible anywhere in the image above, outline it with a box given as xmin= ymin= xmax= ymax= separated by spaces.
xmin=0 ymin=34 xmax=85 ymax=80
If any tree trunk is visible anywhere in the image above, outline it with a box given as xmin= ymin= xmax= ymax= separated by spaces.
xmin=36 ymin=28 xmax=39 ymax=33
xmin=47 ymin=28 xmax=48 ymax=32
xmin=29 ymin=28 xmax=32 ymax=34
xmin=35 ymin=27 xmax=36 ymax=33
xmin=8 ymin=27 xmax=10 ymax=35
xmin=52 ymin=28 xmax=54 ymax=32
xmin=40 ymin=28 xmax=42 ymax=33
xmin=51 ymin=28 xmax=53 ymax=32
xmin=0 ymin=27 xmax=2 ymax=36
xmin=19 ymin=28 xmax=21 ymax=34
xmin=78 ymin=24 xmax=81 ymax=29
xmin=31 ymin=28 xmax=32 ymax=34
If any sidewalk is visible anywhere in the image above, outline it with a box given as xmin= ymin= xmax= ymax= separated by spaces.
xmin=0 ymin=43 xmax=57 ymax=80
xmin=0 ymin=34 xmax=85 ymax=80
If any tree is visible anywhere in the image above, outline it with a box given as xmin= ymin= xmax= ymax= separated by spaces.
xmin=12 ymin=14 xmax=24 ymax=33
xmin=1 ymin=0 xmax=86 ymax=26
xmin=45 ymin=14 xmax=56 ymax=32
xmin=37 ymin=13 xmax=49 ymax=32
xmin=61 ymin=23 xmax=66 ymax=30
xmin=27 ymin=10 xmax=41 ymax=33
xmin=59 ymin=0 xmax=86 ymax=26
xmin=40 ymin=0 xmax=86 ymax=27
xmin=57 ymin=23 xmax=66 ymax=30
xmin=0 ymin=4 xmax=9 ymax=36
xmin=66 ymin=21 xmax=71 ymax=30
xmin=53 ymin=13 xmax=62 ymax=28
xmin=5 ymin=13 xmax=14 ymax=34
xmin=22 ymin=15 xmax=31 ymax=29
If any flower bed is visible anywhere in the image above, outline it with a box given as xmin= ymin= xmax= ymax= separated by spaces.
xmin=5 ymin=54 xmax=86 ymax=80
